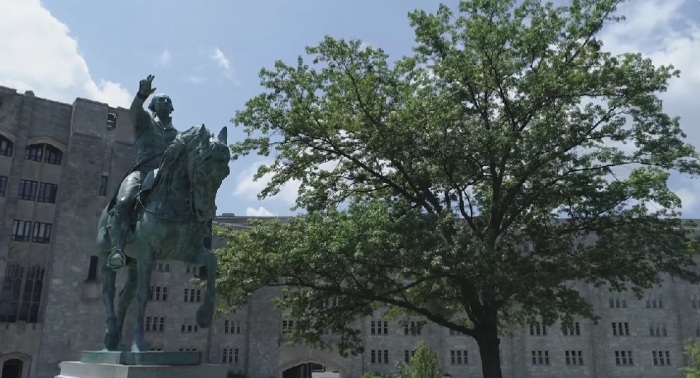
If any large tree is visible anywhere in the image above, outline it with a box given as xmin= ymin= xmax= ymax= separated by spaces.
xmin=216 ymin=0 xmax=700 ymax=377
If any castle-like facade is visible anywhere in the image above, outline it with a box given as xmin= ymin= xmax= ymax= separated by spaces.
xmin=0 ymin=86 xmax=697 ymax=378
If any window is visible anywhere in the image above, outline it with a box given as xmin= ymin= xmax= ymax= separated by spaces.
xmin=612 ymin=322 xmax=630 ymax=336
xmin=0 ymin=175 xmax=7 ymax=197
xmin=150 ymin=346 xmax=163 ymax=351
xmin=562 ymin=322 xmax=581 ymax=336
xmin=0 ymin=264 xmax=44 ymax=323
xmin=185 ymin=266 xmax=199 ymax=276
xmin=179 ymin=348 xmax=197 ymax=352
xmin=18 ymin=179 xmax=37 ymax=200
xmin=152 ymin=263 xmax=170 ymax=272
xmin=646 ymin=294 xmax=663 ymax=309
xmin=450 ymin=350 xmax=468 ymax=365
xmin=224 ymin=319 xmax=241 ymax=334
xmin=326 ymin=296 xmax=340 ymax=307
xmin=44 ymin=145 xmax=62 ymax=165
xmin=404 ymin=321 xmax=423 ymax=336
xmin=107 ymin=112 xmax=117 ymax=129
xmin=148 ymin=286 xmax=168 ymax=301
xmin=649 ymin=322 xmax=667 ymax=337
xmin=370 ymin=350 xmax=389 ymax=364
xmin=615 ymin=351 xmax=633 ymax=366
xmin=222 ymin=348 xmax=239 ymax=363
xmin=180 ymin=323 xmax=199 ymax=333
xmin=25 ymin=144 xmax=43 ymax=161
xmin=18 ymin=265 xmax=45 ymax=323
xmin=0 ymin=264 xmax=24 ymax=322
xmin=184 ymin=288 xmax=202 ymax=303
xmin=31 ymin=222 xmax=52 ymax=244
xmin=145 ymin=316 xmax=166 ymax=333
xmin=529 ymin=322 xmax=547 ymax=336
xmin=565 ymin=350 xmax=584 ymax=366
xmin=609 ymin=297 xmax=627 ymax=308
xmin=37 ymin=183 xmax=58 ymax=203
xmin=0 ymin=135 xmax=13 ymax=156
xmin=282 ymin=319 xmax=294 ymax=334
xmin=404 ymin=350 xmax=416 ymax=363
xmin=531 ymin=350 xmax=550 ymax=365
xmin=653 ymin=351 xmax=671 ymax=366
xmin=11 ymin=219 xmax=32 ymax=241
xmin=370 ymin=320 xmax=388 ymax=335
xmin=87 ymin=256 xmax=99 ymax=281
xmin=98 ymin=175 xmax=108 ymax=196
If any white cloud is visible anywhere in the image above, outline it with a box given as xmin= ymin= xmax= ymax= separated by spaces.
xmin=233 ymin=157 xmax=354 ymax=209
xmin=185 ymin=75 xmax=206 ymax=84
xmin=596 ymin=0 xmax=700 ymax=216
xmin=246 ymin=206 xmax=277 ymax=217
xmin=233 ymin=161 xmax=301 ymax=206
xmin=156 ymin=49 xmax=171 ymax=67
xmin=209 ymin=47 xmax=232 ymax=76
xmin=676 ymin=181 xmax=700 ymax=216
xmin=0 ymin=0 xmax=131 ymax=107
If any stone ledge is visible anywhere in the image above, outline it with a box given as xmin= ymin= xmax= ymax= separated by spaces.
xmin=80 ymin=350 xmax=201 ymax=366
xmin=57 ymin=361 xmax=228 ymax=378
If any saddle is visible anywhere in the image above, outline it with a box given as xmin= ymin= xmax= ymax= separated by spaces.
xmin=105 ymin=154 xmax=163 ymax=215
xmin=105 ymin=167 xmax=161 ymax=226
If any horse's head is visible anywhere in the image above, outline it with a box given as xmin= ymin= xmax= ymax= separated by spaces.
xmin=168 ymin=124 xmax=231 ymax=221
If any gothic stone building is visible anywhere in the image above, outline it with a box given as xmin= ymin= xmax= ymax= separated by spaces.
xmin=0 ymin=86 xmax=699 ymax=378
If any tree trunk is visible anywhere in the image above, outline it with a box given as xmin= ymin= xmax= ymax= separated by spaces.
xmin=475 ymin=327 xmax=504 ymax=378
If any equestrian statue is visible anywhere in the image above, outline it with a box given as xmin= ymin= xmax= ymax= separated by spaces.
xmin=96 ymin=75 xmax=231 ymax=351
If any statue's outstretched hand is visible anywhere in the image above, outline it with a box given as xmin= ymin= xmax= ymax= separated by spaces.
xmin=138 ymin=75 xmax=157 ymax=97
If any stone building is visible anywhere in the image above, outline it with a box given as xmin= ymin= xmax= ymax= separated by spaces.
xmin=0 ymin=86 xmax=698 ymax=378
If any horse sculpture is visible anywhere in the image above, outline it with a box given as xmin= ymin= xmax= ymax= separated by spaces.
xmin=96 ymin=124 xmax=231 ymax=351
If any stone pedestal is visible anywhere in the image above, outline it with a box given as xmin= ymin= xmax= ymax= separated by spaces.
xmin=55 ymin=351 xmax=228 ymax=378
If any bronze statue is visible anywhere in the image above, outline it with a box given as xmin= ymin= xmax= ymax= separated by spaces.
xmin=106 ymin=75 xmax=179 ymax=270
xmin=96 ymin=76 xmax=231 ymax=351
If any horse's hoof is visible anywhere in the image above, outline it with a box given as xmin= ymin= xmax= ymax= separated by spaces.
xmin=106 ymin=253 xmax=125 ymax=270
xmin=103 ymin=332 xmax=120 ymax=351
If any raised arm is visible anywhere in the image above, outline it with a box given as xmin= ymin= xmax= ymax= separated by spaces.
xmin=129 ymin=94 xmax=150 ymax=131
xmin=130 ymin=75 xmax=157 ymax=132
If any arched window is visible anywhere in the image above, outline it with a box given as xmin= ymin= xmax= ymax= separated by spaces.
xmin=24 ymin=143 xmax=63 ymax=165
xmin=44 ymin=144 xmax=62 ymax=165
xmin=0 ymin=264 xmax=24 ymax=323
xmin=0 ymin=135 xmax=13 ymax=157
xmin=18 ymin=265 xmax=45 ymax=323
xmin=1 ymin=358 xmax=23 ymax=378
xmin=24 ymin=144 xmax=42 ymax=162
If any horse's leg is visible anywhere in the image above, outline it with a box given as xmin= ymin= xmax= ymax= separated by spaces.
xmin=115 ymin=265 xmax=138 ymax=348
xmin=131 ymin=257 xmax=152 ymax=352
xmin=101 ymin=263 xmax=119 ymax=350
xmin=196 ymin=247 xmax=217 ymax=328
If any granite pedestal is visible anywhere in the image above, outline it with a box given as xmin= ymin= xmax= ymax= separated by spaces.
xmin=55 ymin=351 xmax=228 ymax=378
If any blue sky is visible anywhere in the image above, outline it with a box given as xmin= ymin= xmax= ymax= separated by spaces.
xmin=2 ymin=0 xmax=700 ymax=217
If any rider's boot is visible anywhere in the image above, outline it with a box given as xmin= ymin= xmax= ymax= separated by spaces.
xmin=106 ymin=211 xmax=129 ymax=270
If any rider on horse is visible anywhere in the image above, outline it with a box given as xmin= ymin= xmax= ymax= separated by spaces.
xmin=106 ymin=75 xmax=179 ymax=270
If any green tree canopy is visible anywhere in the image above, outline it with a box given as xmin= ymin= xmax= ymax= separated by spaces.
xmin=217 ymin=0 xmax=700 ymax=377
xmin=683 ymin=341 xmax=700 ymax=378
xmin=396 ymin=342 xmax=443 ymax=378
